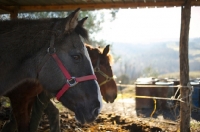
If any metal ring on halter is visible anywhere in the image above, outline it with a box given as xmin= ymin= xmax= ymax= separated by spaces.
xmin=106 ymin=77 xmax=113 ymax=81
xmin=67 ymin=77 xmax=78 ymax=87
xmin=94 ymin=67 xmax=100 ymax=72
xmin=47 ymin=47 xmax=56 ymax=54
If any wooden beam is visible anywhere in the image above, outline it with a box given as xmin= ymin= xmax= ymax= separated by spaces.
xmin=0 ymin=1 xmax=199 ymax=13
xmin=179 ymin=0 xmax=191 ymax=131
xmin=0 ymin=5 xmax=14 ymax=13
xmin=0 ymin=5 xmax=18 ymax=19
xmin=16 ymin=2 xmax=187 ymax=11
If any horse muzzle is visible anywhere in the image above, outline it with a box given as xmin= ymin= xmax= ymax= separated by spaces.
xmin=74 ymin=102 xmax=101 ymax=124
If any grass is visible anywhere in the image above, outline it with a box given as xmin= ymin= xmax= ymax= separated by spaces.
xmin=190 ymin=120 xmax=200 ymax=132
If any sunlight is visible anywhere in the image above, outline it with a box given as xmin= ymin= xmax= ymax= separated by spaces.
xmin=96 ymin=7 xmax=200 ymax=44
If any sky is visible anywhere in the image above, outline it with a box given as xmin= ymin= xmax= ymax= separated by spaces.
xmin=95 ymin=7 xmax=200 ymax=44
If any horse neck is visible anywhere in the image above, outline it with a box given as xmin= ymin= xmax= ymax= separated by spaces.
xmin=0 ymin=56 xmax=40 ymax=95
xmin=0 ymin=20 xmax=53 ymax=95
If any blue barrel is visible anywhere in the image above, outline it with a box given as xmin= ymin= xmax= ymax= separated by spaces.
xmin=190 ymin=82 xmax=200 ymax=107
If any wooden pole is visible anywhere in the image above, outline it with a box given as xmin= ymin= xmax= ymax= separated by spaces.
xmin=179 ymin=0 xmax=191 ymax=131
xmin=10 ymin=10 xmax=18 ymax=19
xmin=10 ymin=9 xmax=18 ymax=19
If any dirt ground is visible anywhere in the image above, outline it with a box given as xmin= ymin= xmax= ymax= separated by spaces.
xmin=1 ymin=85 xmax=200 ymax=132
xmin=37 ymin=99 xmax=200 ymax=132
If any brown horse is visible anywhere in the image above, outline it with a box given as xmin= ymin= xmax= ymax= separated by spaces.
xmin=86 ymin=44 xmax=117 ymax=103
xmin=1 ymin=44 xmax=117 ymax=132
xmin=1 ymin=79 xmax=43 ymax=132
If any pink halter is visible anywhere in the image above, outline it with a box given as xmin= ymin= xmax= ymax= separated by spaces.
xmin=50 ymin=53 xmax=96 ymax=100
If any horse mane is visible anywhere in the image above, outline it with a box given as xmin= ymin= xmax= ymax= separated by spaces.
xmin=85 ymin=44 xmax=114 ymax=65
xmin=0 ymin=18 xmax=88 ymax=64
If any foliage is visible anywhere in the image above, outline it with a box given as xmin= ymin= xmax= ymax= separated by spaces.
xmin=0 ymin=97 xmax=10 ymax=108
xmin=116 ymin=74 xmax=130 ymax=84
xmin=16 ymin=10 xmax=118 ymax=47
xmin=142 ymin=66 xmax=159 ymax=77
xmin=1 ymin=9 xmax=118 ymax=47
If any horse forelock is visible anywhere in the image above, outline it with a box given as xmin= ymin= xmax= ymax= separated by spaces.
xmin=74 ymin=25 xmax=89 ymax=41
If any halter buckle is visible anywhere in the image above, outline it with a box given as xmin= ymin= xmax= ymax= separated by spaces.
xmin=47 ymin=47 xmax=56 ymax=54
xmin=67 ymin=77 xmax=78 ymax=87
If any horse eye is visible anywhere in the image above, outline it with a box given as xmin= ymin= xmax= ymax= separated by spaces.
xmin=72 ymin=55 xmax=80 ymax=60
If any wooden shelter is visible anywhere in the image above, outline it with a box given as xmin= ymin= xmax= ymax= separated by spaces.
xmin=0 ymin=0 xmax=200 ymax=16
xmin=0 ymin=0 xmax=199 ymax=132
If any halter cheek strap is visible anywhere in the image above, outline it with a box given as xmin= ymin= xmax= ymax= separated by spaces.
xmin=94 ymin=58 xmax=113 ymax=86
xmin=51 ymin=53 xmax=97 ymax=100
xmin=39 ymin=35 xmax=96 ymax=100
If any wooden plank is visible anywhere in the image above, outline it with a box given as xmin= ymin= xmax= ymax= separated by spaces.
xmin=1 ymin=1 xmax=199 ymax=13
xmin=179 ymin=0 xmax=191 ymax=131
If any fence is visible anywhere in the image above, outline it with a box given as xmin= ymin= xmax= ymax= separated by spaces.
xmin=101 ymin=80 xmax=200 ymax=129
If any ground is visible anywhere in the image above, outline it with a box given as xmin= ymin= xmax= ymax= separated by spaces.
xmin=37 ymin=96 xmax=200 ymax=132
xmin=1 ymin=85 xmax=200 ymax=132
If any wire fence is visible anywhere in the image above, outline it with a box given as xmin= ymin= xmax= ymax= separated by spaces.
xmin=101 ymin=83 xmax=200 ymax=125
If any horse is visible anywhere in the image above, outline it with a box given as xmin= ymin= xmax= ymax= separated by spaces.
xmin=0 ymin=8 xmax=102 ymax=127
xmin=1 ymin=79 xmax=43 ymax=132
xmin=86 ymin=44 xmax=117 ymax=103
xmin=1 ymin=44 xmax=117 ymax=132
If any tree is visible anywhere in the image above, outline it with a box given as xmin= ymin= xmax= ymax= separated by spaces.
xmin=142 ymin=66 xmax=159 ymax=77
xmin=116 ymin=74 xmax=130 ymax=84
xmin=16 ymin=10 xmax=118 ymax=47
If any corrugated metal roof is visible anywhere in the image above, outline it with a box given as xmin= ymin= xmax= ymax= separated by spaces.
xmin=0 ymin=0 xmax=199 ymax=14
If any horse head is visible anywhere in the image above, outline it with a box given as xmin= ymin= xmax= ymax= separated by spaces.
xmin=86 ymin=44 xmax=118 ymax=103
xmin=37 ymin=8 xmax=102 ymax=124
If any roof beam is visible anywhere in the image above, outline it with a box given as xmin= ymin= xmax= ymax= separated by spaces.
xmin=0 ymin=5 xmax=16 ymax=13
xmin=1 ymin=1 xmax=199 ymax=13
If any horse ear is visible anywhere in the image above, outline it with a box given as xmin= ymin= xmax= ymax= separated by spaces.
xmin=103 ymin=45 xmax=110 ymax=55
xmin=65 ymin=8 xmax=80 ymax=33
xmin=78 ymin=17 xmax=88 ymax=27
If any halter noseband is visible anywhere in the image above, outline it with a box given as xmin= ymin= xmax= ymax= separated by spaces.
xmin=40 ymin=35 xmax=97 ymax=100
xmin=94 ymin=58 xmax=113 ymax=86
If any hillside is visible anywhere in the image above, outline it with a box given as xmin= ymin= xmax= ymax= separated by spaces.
xmin=111 ymin=38 xmax=200 ymax=80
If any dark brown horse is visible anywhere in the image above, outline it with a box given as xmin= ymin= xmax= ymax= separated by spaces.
xmin=1 ymin=79 xmax=43 ymax=132
xmin=1 ymin=44 xmax=117 ymax=132
xmin=0 ymin=8 xmax=102 ymax=126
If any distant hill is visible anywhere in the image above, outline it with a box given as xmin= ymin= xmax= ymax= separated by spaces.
xmin=158 ymin=71 xmax=200 ymax=79
xmin=111 ymin=38 xmax=200 ymax=80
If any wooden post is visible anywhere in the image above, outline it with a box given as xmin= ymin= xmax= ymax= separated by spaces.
xmin=10 ymin=9 xmax=18 ymax=19
xmin=179 ymin=0 xmax=191 ymax=131
xmin=0 ymin=5 xmax=18 ymax=19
